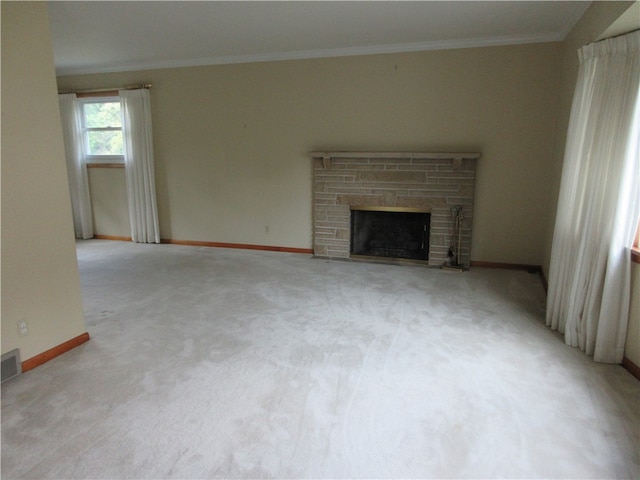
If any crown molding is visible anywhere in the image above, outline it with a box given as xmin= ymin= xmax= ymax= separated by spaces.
xmin=56 ymin=32 xmax=565 ymax=77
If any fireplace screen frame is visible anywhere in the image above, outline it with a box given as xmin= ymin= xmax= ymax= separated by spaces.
xmin=350 ymin=206 xmax=431 ymax=262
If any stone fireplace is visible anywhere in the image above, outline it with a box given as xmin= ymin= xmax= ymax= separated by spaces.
xmin=310 ymin=151 xmax=481 ymax=266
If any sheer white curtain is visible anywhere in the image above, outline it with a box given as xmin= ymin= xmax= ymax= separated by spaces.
xmin=58 ymin=94 xmax=94 ymax=239
xmin=120 ymin=89 xmax=160 ymax=244
xmin=546 ymin=31 xmax=640 ymax=364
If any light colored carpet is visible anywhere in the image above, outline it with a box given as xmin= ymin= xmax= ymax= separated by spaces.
xmin=2 ymin=240 xmax=639 ymax=479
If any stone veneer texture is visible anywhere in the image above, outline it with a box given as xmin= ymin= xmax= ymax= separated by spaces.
xmin=312 ymin=153 xmax=479 ymax=266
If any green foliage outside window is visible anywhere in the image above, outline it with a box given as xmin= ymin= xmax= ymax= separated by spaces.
xmin=83 ymin=101 xmax=124 ymax=156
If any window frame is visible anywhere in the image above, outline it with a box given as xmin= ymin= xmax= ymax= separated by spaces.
xmin=78 ymin=95 xmax=125 ymax=165
xmin=633 ymin=219 xmax=640 ymax=264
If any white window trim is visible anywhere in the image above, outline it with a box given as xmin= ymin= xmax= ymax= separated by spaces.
xmin=79 ymin=96 xmax=125 ymax=164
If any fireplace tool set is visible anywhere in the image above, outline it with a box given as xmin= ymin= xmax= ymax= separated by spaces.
xmin=443 ymin=205 xmax=465 ymax=271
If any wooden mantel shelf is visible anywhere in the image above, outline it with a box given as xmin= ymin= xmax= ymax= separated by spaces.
xmin=309 ymin=151 xmax=482 ymax=169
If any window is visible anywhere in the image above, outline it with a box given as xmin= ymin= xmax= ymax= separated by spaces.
xmin=79 ymin=96 xmax=124 ymax=163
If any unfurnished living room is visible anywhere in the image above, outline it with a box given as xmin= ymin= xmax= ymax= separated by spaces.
xmin=2 ymin=1 xmax=639 ymax=478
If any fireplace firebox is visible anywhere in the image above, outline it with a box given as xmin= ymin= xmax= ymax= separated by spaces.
xmin=351 ymin=208 xmax=430 ymax=261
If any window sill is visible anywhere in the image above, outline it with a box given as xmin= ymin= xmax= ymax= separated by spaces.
xmin=87 ymin=163 xmax=124 ymax=169
xmin=632 ymin=247 xmax=640 ymax=264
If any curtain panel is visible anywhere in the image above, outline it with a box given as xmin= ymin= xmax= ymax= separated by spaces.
xmin=58 ymin=94 xmax=94 ymax=239
xmin=120 ymin=89 xmax=160 ymax=244
xmin=546 ymin=31 xmax=640 ymax=363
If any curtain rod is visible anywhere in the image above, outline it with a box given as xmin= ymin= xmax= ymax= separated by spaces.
xmin=58 ymin=83 xmax=152 ymax=95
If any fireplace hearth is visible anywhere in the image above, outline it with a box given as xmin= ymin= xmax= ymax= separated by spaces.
xmin=351 ymin=209 xmax=430 ymax=261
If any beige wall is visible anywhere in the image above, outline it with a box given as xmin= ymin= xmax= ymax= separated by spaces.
xmin=87 ymin=168 xmax=130 ymax=237
xmin=1 ymin=2 xmax=88 ymax=360
xmin=58 ymin=43 xmax=562 ymax=264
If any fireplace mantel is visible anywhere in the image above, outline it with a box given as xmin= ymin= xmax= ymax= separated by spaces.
xmin=309 ymin=151 xmax=481 ymax=170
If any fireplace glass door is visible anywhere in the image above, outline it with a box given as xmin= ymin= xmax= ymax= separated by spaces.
xmin=350 ymin=209 xmax=430 ymax=261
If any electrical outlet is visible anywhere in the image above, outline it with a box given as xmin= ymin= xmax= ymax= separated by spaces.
xmin=18 ymin=320 xmax=28 ymax=337
xmin=265 ymin=225 xmax=270 ymax=234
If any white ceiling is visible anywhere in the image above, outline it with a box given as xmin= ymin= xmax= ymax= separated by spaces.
xmin=49 ymin=1 xmax=592 ymax=76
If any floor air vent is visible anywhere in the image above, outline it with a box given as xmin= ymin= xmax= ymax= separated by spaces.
xmin=2 ymin=349 xmax=22 ymax=383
